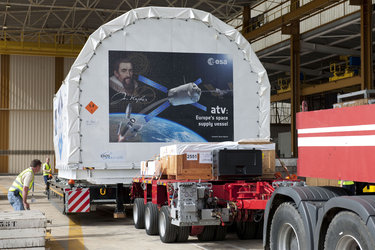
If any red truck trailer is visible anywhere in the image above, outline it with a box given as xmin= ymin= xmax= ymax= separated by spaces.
xmin=131 ymin=178 xmax=275 ymax=242
xmin=130 ymin=147 xmax=303 ymax=243
xmin=263 ymin=102 xmax=375 ymax=250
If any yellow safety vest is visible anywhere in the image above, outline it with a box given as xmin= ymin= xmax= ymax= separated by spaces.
xmin=43 ymin=163 xmax=51 ymax=176
xmin=338 ymin=180 xmax=354 ymax=185
xmin=9 ymin=168 xmax=34 ymax=198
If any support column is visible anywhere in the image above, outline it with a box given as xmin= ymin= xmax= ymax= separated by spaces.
xmin=360 ymin=0 xmax=373 ymax=90
xmin=55 ymin=57 xmax=64 ymax=93
xmin=0 ymin=55 xmax=10 ymax=173
xmin=242 ymin=5 xmax=251 ymax=34
xmin=54 ymin=57 xmax=64 ymax=173
xmin=290 ymin=21 xmax=300 ymax=158
xmin=281 ymin=0 xmax=301 ymax=158
xmin=114 ymin=183 xmax=126 ymax=218
xmin=282 ymin=1 xmax=300 ymax=157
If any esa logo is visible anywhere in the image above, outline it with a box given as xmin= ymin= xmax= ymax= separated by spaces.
xmin=100 ymin=152 xmax=111 ymax=160
xmin=100 ymin=152 xmax=124 ymax=160
xmin=207 ymin=57 xmax=228 ymax=66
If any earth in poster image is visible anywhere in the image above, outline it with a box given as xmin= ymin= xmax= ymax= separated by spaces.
xmin=109 ymin=113 xmax=207 ymax=142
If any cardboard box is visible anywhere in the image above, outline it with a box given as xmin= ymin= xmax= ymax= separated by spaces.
xmin=141 ymin=160 xmax=161 ymax=177
xmin=140 ymin=161 xmax=147 ymax=175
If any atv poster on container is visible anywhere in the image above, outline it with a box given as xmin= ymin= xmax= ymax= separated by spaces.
xmin=108 ymin=51 xmax=233 ymax=143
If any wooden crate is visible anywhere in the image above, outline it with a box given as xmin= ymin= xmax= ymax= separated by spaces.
xmin=306 ymin=177 xmax=339 ymax=187
xmin=238 ymin=141 xmax=276 ymax=178
xmin=161 ymin=154 xmax=212 ymax=180
xmin=161 ymin=150 xmax=275 ymax=180
xmin=238 ymin=140 xmax=273 ymax=145
xmin=261 ymin=150 xmax=276 ymax=178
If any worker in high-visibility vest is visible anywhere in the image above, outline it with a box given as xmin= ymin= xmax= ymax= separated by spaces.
xmin=8 ymin=159 xmax=42 ymax=210
xmin=43 ymin=157 xmax=52 ymax=185
xmin=338 ymin=180 xmax=355 ymax=194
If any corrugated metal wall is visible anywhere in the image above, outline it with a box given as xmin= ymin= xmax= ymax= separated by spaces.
xmin=8 ymin=55 xmax=55 ymax=174
xmin=0 ymin=55 xmax=8 ymax=173
xmin=64 ymin=57 xmax=76 ymax=77
xmin=9 ymin=56 xmax=54 ymax=110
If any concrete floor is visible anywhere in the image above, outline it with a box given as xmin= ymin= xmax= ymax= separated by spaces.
xmin=0 ymin=175 xmax=263 ymax=250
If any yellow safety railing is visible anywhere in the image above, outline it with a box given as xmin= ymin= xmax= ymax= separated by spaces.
xmin=240 ymin=0 xmax=300 ymax=33
xmin=0 ymin=31 xmax=85 ymax=57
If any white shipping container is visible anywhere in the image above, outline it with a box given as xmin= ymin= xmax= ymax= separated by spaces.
xmin=54 ymin=7 xmax=270 ymax=184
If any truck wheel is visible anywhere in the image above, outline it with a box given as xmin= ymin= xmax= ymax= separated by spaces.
xmin=255 ymin=220 xmax=264 ymax=239
xmin=133 ymin=198 xmax=145 ymax=229
xmin=324 ymin=211 xmax=375 ymax=250
xmin=159 ymin=206 xmax=177 ymax=243
xmin=145 ymin=202 xmax=159 ymax=235
xmin=197 ymin=226 xmax=216 ymax=241
xmin=176 ymin=226 xmax=190 ymax=242
xmin=214 ymin=226 xmax=227 ymax=241
xmin=236 ymin=221 xmax=256 ymax=240
xmin=270 ymin=202 xmax=307 ymax=250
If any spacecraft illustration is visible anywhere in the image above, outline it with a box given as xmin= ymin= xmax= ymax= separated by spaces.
xmin=116 ymin=75 xmax=206 ymax=141
xmin=117 ymin=103 xmax=143 ymax=141
xmin=137 ymin=75 xmax=206 ymax=122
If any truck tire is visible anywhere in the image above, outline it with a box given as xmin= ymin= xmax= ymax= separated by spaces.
xmin=197 ymin=226 xmax=216 ymax=241
xmin=176 ymin=226 xmax=190 ymax=242
xmin=255 ymin=220 xmax=263 ymax=239
xmin=270 ymin=202 xmax=307 ymax=250
xmin=133 ymin=198 xmax=145 ymax=229
xmin=145 ymin=202 xmax=159 ymax=235
xmin=236 ymin=221 xmax=256 ymax=240
xmin=324 ymin=211 xmax=375 ymax=250
xmin=214 ymin=226 xmax=227 ymax=241
xmin=159 ymin=206 xmax=177 ymax=243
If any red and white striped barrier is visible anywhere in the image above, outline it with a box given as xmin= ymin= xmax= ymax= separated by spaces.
xmin=297 ymin=104 xmax=375 ymax=183
xmin=66 ymin=188 xmax=90 ymax=213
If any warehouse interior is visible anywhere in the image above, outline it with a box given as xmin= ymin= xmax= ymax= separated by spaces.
xmin=0 ymin=0 xmax=373 ymax=173
xmin=0 ymin=0 xmax=374 ymax=249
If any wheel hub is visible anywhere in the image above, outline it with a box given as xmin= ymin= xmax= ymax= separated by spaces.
xmin=336 ymin=235 xmax=362 ymax=250
xmin=133 ymin=203 xmax=138 ymax=223
xmin=145 ymin=207 xmax=151 ymax=230
xmin=159 ymin=212 xmax=166 ymax=237
xmin=278 ymin=223 xmax=300 ymax=250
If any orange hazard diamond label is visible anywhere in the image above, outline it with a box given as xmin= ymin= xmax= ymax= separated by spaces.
xmin=86 ymin=101 xmax=98 ymax=114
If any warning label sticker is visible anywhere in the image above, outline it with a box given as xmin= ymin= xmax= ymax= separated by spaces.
xmin=86 ymin=101 xmax=98 ymax=114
